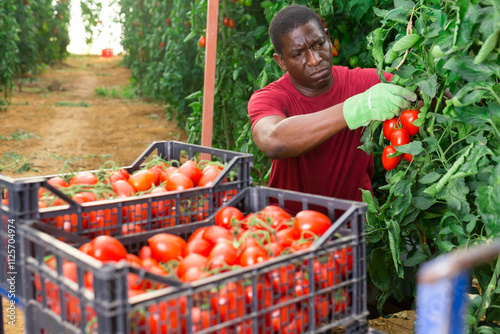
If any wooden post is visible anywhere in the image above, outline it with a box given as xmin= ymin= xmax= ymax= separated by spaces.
xmin=201 ymin=0 xmax=219 ymax=149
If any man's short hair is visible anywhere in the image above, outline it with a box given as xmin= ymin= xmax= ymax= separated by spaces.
xmin=269 ymin=5 xmax=324 ymax=56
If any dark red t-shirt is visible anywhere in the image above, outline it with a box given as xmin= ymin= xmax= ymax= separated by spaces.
xmin=248 ymin=66 xmax=392 ymax=203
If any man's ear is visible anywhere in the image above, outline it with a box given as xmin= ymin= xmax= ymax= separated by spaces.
xmin=273 ymin=53 xmax=287 ymax=72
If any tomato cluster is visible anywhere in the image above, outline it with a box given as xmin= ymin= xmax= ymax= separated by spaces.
xmin=381 ymin=109 xmax=420 ymax=171
xmin=33 ymin=158 xmax=228 ymax=235
xmin=35 ymin=205 xmax=353 ymax=333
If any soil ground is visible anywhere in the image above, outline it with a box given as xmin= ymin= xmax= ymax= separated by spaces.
xmin=0 ymin=54 xmax=414 ymax=333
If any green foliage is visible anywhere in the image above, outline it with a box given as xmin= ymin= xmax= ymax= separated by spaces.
xmin=361 ymin=0 xmax=500 ymax=330
xmin=0 ymin=0 xmax=71 ymax=109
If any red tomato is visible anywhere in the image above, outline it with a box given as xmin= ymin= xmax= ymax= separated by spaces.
xmin=403 ymin=153 xmax=414 ymax=162
xmin=179 ymin=160 xmax=203 ymax=186
xmin=140 ymin=257 xmax=159 ymax=271
xmin=166 ymin=172 xmax=194 ymax=191
xmin=128 ymin=170 xmax=156 ymax=192
xmin=382 ymin=145 xmax=402 ymax=171
xmin=79 ymin=242 xmax=93 ymax=255
xmin=334 ymin=246 xmax=353 ymax=278
xmin=223 ymin=17 xmax=229 ymax=26
xmin=69 ymin=172 xmax=98 ymax=186
xmin=90 ymin=235 xmax=127 ymax=262
xmin=159 ymin=166 xmax=178 ymax=183
xmin=265 ymin=242 xmax=284 ymax=257
xmin=121 ymin=223 xmax=144 ymax=235
xmin=198 ymin=36 xmax=206 ymax=48
xmin=62 ymin=261 xmax=78 ymax=283
xmin=210 ymin=282 xmax=246 ymax=322
xmin=261 ymin=205 xmax=291 ymax=230
xmin=203 ymin=225 xmax=233 ymax=244
xmin=138 ymin=246 xmax=152 ymax=259
xmin=112 ymin=179 xmax=137 ymax=197
xmin=184 ymin=238 xmax=212 ymax=257
xmin=180 ymin=266 xmax=210 ymax=283
xmin=276 ymin=228 xmax=296 ymax=247
xmin=148 ymin=233 xmax=186 ymax=263
xmin=177 ymin=253 xmax=208 ymax=278
xmin=313 ymin=256 xmax=340 ymax=288
xmin=239 ymin=245 xmax=268 ymax=267
xmin=215 ymin=206 xmax=244 ymax=229
xmin=197 ymin=167 xmax=221 ymax=187
xmin=188 ymin=227 xmax=208 ymax=242
xmin=390 ymin=128 xmax=411 ymax=147
xmin=208 ymin=241 xmax=238 ymax=268
xmin=292 ymin=210 xmax=332 ymax=239
xmin=400 ymin=109 xmax=420 ymax=135
xmin=47 ymin=176 xmax=68 ymax=188
xmin=228 ymin=19 xmax=235 ymax=29
xmin=126 ymin=253 xmax=142 ymax=268
xmin=383 ymin=117 xmax=399 ymax=141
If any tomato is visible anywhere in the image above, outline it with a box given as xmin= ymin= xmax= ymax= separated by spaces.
xmin=403 ymin=153 xmax=414 ymax=162
xmin=148 ymin=298 xmax=187 ymax=334
xmin=333 ymin=38 xmax=341 ymax=52
xmin=203 ymin=225 xmax=233 ymax=244
xmin=138 ymin=246 xmax=152 ymax=259
xmin=382 ymin=145 xmax=402 ymax=171
xmin=334 ymin=289 xmax=351 ymax=313
xmin=180 ymin=266 xmax=210 ymax=282
xmin=400 ymin=109 xmax=420 ymax=135
xmin=265 ymin=242 xmax=284 ymax=257
xmin=121 ymin=223 xmax=144 ymax=235
xmin=276 ymin=228 xmax=296 ymax=247
xmin=281 ymin=308 xmax=308 ymax=334
xmin=47 ymin=176 xmax=68 ymax=189
xmin=90 ymin=235 xmax=127 ymax=262
xmin=73 ymin=192 xmax=97 ymax=204
xmin=79 ymin=242 xmax=93 ymax=255
xmin=334 ymin=246 xmax=353 ymax=278
xmin=198 ymin=36 xmax=206 ymax=48
xmin=140 ymin=257 xmax=159 ymax=271
xmin=292 ymin=210 xmax=332 ymax=239
xmin=208 ymin=240 xmax=238 ymax=268
xmin=166 ymin=172 xmax=194 ymax=191
xmin=191 ymin=306 xmax=212 ymax=331
xmin=223 ymin=17 xmax=229 ymax=26
xmin=148 ymin=233 xmax=186 ymax=263
xmin=179 ymin=160 xmax=203 ymax=186
xmin=62 ymin=261 xmax=78 ymax=283
xmin=128 ymin=170 xmax=156 ymax=192
xmin=184 ymin=238 xmax=212 ymax=257
xmin=239 ymin=245 xmax=268 ymax=267
xmin=390 ymin=128 xmax=411 ymax=147
xmin=69 ymin=172 xmax=98 ymax=186
xmin=313 ymin=255 xmax=340 ymax=288
xmin=176 ymin=253 xmax=208 ymax=279
xmin=383 ymin=117 xmax=399 ymax=141
xmin=215 ymin=206 xmax=244 ymax=229
xmin=198 ymin=167 xmax=221 ymax=187
xmin=188 ymin=226 xmax=208 ymax=242
xmin=210 ymin=282 xmax=246 ymax=322
xmin=269 ymin=264 xmax=295 ymax=294
xmin=261 ymin=205 xmax=292 ymax=230
xmin=159 ymin=166 xmax=178 ymax=183
xmin=126 ymin=253 xmax=142 ymax=268
xmin=128 ymin=273 xmax=145 ymax=290
xmin=112 ymin=179 xmax=137 ymax=197
xmin=228 ymin=19 xmax=235 ymax=29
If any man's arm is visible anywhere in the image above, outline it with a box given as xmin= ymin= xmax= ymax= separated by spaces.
xmin=252 ymin=103 xmax=347 ymax=160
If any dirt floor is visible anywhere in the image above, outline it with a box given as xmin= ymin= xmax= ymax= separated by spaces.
xmin=0 ymin=54 xmax=414 ymax=333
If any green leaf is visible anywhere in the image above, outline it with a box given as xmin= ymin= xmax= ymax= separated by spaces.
xmin=394 ymin=141 xmax=424 ymax=155
xmin=416 ymin=74 xmax=437 ymax=98
xmin=412 ymin=189 xmax=436 ymax=210
xmin=443 ymin=55 xmax=499 ymax=82
xmin=419 ymin=171 xmax=441 ymax=185
xmin=362 ymin=189 xmax=378 ymax=213
xmin=368 ymin=248 xmax=391 ymax=292
xmin=443 ymin=179 xmax=470 ymax=216
xmin=474 ymin=27 xmax=500 ymax=64
xmin=403 ymin=251 xmax=428 ymax=267
xmin=435 ymin=239 xmax=456 ymax=252
xmin=392 ymin=34 xmax=421 ymax=52
xmin=386 ymin=219 xmax=403 ymax=278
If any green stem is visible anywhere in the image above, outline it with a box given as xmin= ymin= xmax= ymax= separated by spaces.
xmin=474 ymin=257 xmax=500 ymax=331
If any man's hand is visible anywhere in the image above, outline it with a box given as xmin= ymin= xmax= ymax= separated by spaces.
xmin=343 ymin=83 xmax=417 ymax=129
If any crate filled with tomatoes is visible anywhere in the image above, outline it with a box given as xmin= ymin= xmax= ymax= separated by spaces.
xmin=0 ymin=140 xmax=253 ymax=307
xmin=20 ymin=186 xmax=368 ymax=334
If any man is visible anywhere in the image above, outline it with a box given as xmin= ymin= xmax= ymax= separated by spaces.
xmin=248 ymin=5 xmax=416 ymax=206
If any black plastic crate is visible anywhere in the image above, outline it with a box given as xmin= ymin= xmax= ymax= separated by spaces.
xmin=0 ymin=141 xmax=253 ymax=308
xmin=20 ymin=186 xmax=368 ymax=334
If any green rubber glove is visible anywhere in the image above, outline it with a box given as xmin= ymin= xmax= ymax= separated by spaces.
xmin=343 ymin=83 xmax=417 ymax=129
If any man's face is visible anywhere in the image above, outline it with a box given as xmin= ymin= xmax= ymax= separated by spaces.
xmin=274 ymin=21 xmax=333 ymax=97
